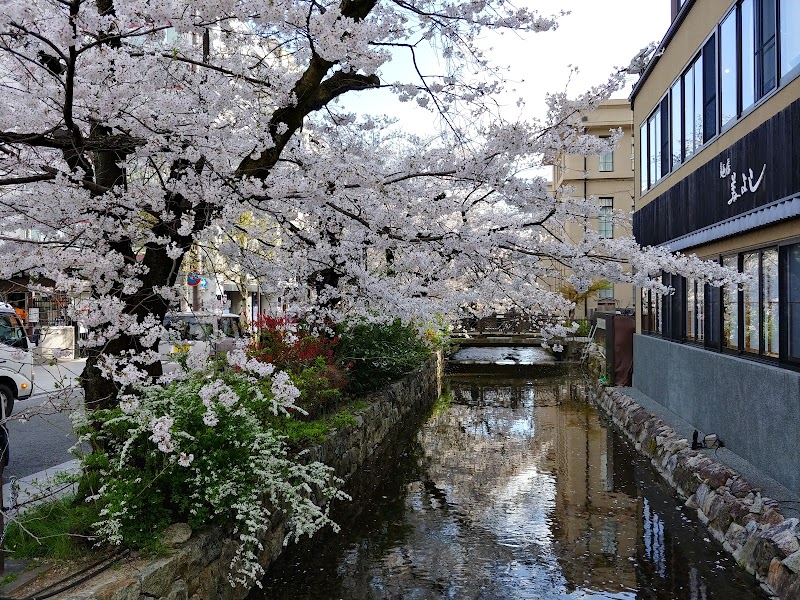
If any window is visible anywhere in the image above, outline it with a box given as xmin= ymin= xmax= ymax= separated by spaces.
xmin=670 ymin=80 xmax=682 ymax=167
xmin=743 ymin=252 xmax=761 ymax=352
xmin=706 ymin=282 xmax=721 ymax=345
xmin=788 ymin=243 xmax=800 ymax=361
xmin=781 ymin=0 xmax=800 ymax=79
xmin=687 ymin=278 xmax=696 ymax=339
xmin=599 ymin=138 xmax=613 ymax=171
xmin=598 ymin=197 xmax=613 ymax=239
xmin=0 ymin=313 xmax=27 ymax=349
xmin=642 ymin=288 xmax=652 ymax=332
xmin=723 ymin=255 xmax=739 ymax=349
xmin=702 ymin=36 xmax=717 ymax=142
xmin=763 ymin=248 xmax=779 ymax=357
xmin=640 ymin=123 xmax=648 ymax=192
xmin=659 ymin=96 xmax=670 ymax=176
xmin=742 ymin=0 xmax=756 ymax=109
xmin=599 ymin=286 xmax=614 ymax=299
xmin=648 ymin=108 xmax=660 ymax=188
xmin=756 ymin=0 xmax=778 ymax=98
xmin=720 ymin=9 xmax=738 ymax=127
xmin=721 ymin=248 xmax=780 ymax=357
xmin=683 ymin=58 xmax=703 ymax=159
xmin=686 ymin=279 xmax=706 ymax=343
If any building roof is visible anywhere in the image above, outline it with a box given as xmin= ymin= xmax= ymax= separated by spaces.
xmin=629 ymin=0 xmax=697 ymax=108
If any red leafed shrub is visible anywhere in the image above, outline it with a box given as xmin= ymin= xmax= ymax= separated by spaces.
xmin=248 ymin=314 xmax=337 ymax=369
xmin=247 ymin=313 xmax=348 ymax=419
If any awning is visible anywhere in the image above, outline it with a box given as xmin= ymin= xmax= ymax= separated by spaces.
xmin=660 ymin=194 xmax=800 ymax=251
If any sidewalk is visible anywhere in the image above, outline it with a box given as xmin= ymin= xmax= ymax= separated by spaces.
xmin=30 ymin=358 xmax=86 ymax=397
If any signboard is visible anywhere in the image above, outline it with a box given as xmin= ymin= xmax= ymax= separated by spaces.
xmin=187 ymin=272 xmax=201 ymax=287
xmin=28 ymin=308 xmax=39 ymax=323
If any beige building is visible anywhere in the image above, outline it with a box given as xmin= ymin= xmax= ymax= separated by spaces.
xmin=630 ymin=0 xmax=800 ymax=495
xmin=550 ymin=99 xmax=635 ymax=318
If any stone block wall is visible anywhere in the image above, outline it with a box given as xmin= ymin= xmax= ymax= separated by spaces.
xmin=595 ymin=387 xmax=800 ymax=600
xmin=51 ymin=352 xmax=443 ymax=600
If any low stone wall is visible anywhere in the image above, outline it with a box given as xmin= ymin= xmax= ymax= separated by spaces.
xmin=595 ymin=387 xmax=800 ymax=600
xmin=49 ymin=352 xmax=443 ymax=600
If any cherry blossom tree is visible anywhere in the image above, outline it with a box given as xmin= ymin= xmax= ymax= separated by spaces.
xmin=0 ymin=0 xmax=739 ymax=409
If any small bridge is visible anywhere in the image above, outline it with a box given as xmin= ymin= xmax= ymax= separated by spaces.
xmin=452 ymin=313 xmax=591 ymax=349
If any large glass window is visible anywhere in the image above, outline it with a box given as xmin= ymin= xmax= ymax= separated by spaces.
xmin=788 ymin=244 xmax=800 ymax=361
xmin=683 ymin=59 xmax=703 ymax=159
xmin=696 ymin=281 xmax=705 ymax=343
xmin=756 ymin=0 xmax=778 ymax=98
xmin=598 ymin=197 xmax=613 ymax=238
xmin=762 ymin=248 xmax=779 ymax=357
xmin=640 ymin=123 xmax=648 ymax=192
xmin=648 ymin=109 xmax=660 ymax=188
xmin=659 ymin=97 xmax=670 ymax=177
xmin=687 ymin=278 xmax=696 ymax=339
xmin=599 ymin=138 xmax=613 ymax=172
xmin=723 ymin=255 xmax=739 ymax=349
xmin=686 ymin=279 xmax=706 ymax=343
xmin=705 ymin=283 xmax=720 ymax=345
xmin=720 ymin=10 xmax=738 ymax=127
xmin=670 ymin=80 xmax=682 ymax=167
xmin=781 ymin=0 xmax=800 ymax=78
xmin=743 ymin=252 xmax=761 ymax=353
xmin=702 ymin=36 xmax=717 ymax=142
xmin=742 ymin=0 xmax=756 ymax=110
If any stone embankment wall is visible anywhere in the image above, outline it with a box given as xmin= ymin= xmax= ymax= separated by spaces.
xmin=53 ymin=352 xmax=443 ymax=600
xmin=596 ymin=387 xmax=800 ymax=600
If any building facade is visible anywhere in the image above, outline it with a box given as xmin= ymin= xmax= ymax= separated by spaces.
xmin=550 ymin=99 xmax=635 ymax=318
xmin=631 ymin=0 xmax=800 ymax=494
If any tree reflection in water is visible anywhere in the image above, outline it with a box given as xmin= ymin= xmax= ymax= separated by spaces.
xmin=255 ymin=372 xmax=767 ymax=600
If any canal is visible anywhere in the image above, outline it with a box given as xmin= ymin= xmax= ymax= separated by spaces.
xmin=253 ymin=363 xmax=768 ymax=599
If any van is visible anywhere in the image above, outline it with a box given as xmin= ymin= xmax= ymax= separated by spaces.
xmin=0 ymin=302 xmax=34 ymax=418
xmin=160 ymin=312 xmax=243 ymax=371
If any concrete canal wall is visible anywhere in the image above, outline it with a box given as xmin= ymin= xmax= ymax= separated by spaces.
xmin=595 ymin=387 xmax=800 ymax=600
xmin=55 ymin=352 xmax=443 ymax=600
xmin=633 ymin=334 xmax=800 ymax=497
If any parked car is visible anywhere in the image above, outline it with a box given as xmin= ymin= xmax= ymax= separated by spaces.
xmin=0 ymin=302 xmax=34 ymax=418
xmin=160 ymin=312 xmax=243 ymax=371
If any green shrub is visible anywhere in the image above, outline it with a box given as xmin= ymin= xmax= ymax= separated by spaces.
xmin=291 ymin=357 xmax=347 ymax=420
xmin=73 ymin=360 xmax=348 ymax=587
xmin=337 ymin=319 xmax=431 ymax=394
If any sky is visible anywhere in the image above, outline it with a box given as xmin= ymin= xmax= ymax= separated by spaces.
xmin=336 ymin=0 xmax=671 ymax=135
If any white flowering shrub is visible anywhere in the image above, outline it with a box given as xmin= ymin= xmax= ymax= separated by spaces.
xmin=76 ymin=360 xmax=348 ymax=587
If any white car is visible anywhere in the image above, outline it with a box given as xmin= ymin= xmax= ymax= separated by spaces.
xmin=0 ymin=302 xmax=34 ymax=418
xmin=160 ymin=312 xmax=243 ymax=371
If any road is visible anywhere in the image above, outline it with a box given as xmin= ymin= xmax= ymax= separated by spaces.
xmin=3 ymin=388 xmax=83 ymax=484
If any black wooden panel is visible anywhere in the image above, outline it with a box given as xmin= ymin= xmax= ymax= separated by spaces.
xmin=634 ymin=97 xmax=800 ymax=247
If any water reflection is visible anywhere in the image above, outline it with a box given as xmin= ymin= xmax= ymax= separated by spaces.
xmin=255 ymin=372 xmax=766 ymax=600
xmin=448 ymin=346 xmax=555 ymax=365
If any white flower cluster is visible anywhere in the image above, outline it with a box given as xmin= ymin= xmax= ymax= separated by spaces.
xmin=271 ymin=370 xmax=301 ymax=405
xmin=149 ymin=415 xmax=175 ymax=453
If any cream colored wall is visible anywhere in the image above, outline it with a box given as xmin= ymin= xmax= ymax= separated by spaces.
xmin=550 ymin=100 xmax=636 ymax=315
